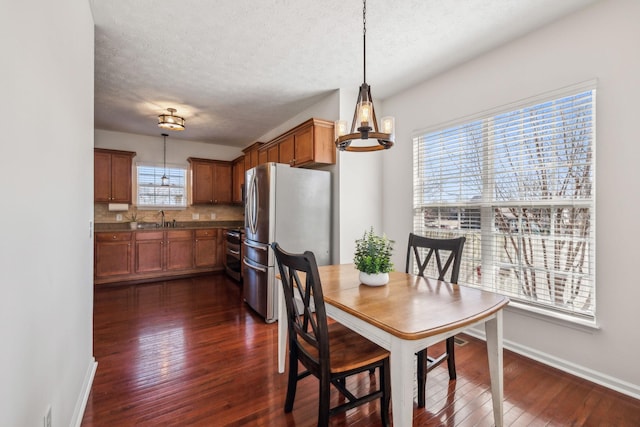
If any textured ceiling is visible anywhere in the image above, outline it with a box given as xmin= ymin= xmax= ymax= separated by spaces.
xmin=91 ymin=0 xmax=597 ymax=147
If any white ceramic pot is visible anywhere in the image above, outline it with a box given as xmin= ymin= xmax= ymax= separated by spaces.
xmin=129 ymin=222 xmax=138 ymax=230
xmin=359 ymin=271 xmax=389 ymax=286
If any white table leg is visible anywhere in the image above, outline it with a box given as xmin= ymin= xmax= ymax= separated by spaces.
xmin=390 ymin=336 xmax=414 ymax=427
xmin=277 ymin=279 xmax=286 ymax=373
xmin=485 ymin=311 xmax=504 ymax=427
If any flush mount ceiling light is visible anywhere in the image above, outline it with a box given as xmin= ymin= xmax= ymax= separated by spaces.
xmin=335 ymin=0 xmax=395 ymax=152
xmin=158 ymin=107 xmax=185 ymax=131
xmin=161 ymin=133 xmax=169 ymax=186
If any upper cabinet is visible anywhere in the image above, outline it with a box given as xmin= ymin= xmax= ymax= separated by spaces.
xmin=188 ymin=158 xmax=233 ymax=204
xmin=94 ymin=148 xmax=136 ymax=203
xmin=232 ymin=156 xmax=245 ymax=204
xmin=242 ymin=142 xmax=263 ymax=171
xmin=263 ymin=118 xmax=335 ymax=168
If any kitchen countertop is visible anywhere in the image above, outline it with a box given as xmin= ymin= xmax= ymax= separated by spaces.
xmin=95 ymin=220 xmax=244 ymax=232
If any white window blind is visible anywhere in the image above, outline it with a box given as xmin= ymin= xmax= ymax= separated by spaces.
xmin=137 ymin=164 xmax=187 ymax=208
xmin=413 ymin=85 xmax=596 ymax=321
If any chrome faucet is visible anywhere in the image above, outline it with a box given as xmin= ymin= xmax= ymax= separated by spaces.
xmin=159 ymin=210 xmax=165 ymax=227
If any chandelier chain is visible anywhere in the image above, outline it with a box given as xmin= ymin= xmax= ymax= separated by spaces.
xmin=362 ymin=0 xmax=367 ymax=83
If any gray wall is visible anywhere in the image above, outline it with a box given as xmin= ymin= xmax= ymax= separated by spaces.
xmin=0 ymin=0 xmax=96 ymax=425
xmin=381 ymin=0 xmax=640 ymax=397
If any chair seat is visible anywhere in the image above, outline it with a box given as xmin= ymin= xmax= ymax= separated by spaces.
xmin=300 ymin=322 xmax=389 ymax=374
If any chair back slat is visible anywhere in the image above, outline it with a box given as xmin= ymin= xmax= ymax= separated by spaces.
xmin=406 ymin=233 xmax=466 ymax=283
xmin=272 ymin=243 xmax=329 ymax=369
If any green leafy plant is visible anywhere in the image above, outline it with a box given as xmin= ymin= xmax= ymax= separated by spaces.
xmin=353 ymin=227 xmax=394 ymax=274
xmin=125 ymin=212 xmax=144 ymax=222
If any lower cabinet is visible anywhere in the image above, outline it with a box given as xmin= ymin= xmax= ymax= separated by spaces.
xmin=95 ymin=232 xmax=133 ymax=278
xmin=166 ymin=230 xmax=195 ymax=271
xmin=95 ymin=228 xmax=225 ymax=285
xmin=194 ymin=229 xmax=217 ymax=268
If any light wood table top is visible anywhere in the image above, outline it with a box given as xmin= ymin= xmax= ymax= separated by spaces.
xmin=316 ymin=264 xmax=509 ymax=340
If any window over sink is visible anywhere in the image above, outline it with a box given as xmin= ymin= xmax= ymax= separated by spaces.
xmin=137 ymin=163 xmax=187 ymax=208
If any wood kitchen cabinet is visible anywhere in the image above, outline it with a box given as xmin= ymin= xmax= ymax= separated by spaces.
xmin=94 ymin=148 xmax=136 ymax=203
xmin=263 ymin=118 xmax=335 ymax=168
xmin=258 ymin=143 xmax=279 ymax=165
xmin=134 ymin=231 xmax=164 ymax=274
xmin=95 ymin=232 xmax=133 ymax=278
xmin=232 ymin=156 xmax=245 ymax=204
xmin=166 ymin=230 xmax=194 ymax=271
xmin=188 ymin=158 xmax=233 ymax=204
xmin=194 ymin=229 xmax=217 ymax=268
xmin=95 ymin=228 xmax=226 ymax=285
xmin=242 ymin=142 xmax=263 ymax=171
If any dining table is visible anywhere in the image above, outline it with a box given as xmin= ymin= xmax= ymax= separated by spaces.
xmin=276 ymin=263 xmax=510 ymax=427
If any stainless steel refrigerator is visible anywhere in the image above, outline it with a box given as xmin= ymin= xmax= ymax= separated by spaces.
xmin=243 ymin=162 xmax=331 ymax=322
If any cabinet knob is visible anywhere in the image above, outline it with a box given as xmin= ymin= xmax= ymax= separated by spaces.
xmin=112 ymin=235 xmax=117 ymax=239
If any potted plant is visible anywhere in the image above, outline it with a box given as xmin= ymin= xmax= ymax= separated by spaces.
xmin=354 ymin=227 xmax=394 ymax=286
xmin=126 ymin=212 xmax=144 ymax=229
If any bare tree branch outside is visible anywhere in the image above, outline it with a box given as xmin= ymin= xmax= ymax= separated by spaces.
xmin=413 ymin=88 xmax=595 ymax=318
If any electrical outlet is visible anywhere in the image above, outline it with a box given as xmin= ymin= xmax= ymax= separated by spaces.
xmin=211 ymin=212 xmax=217 ymax=220
xmin=192 ymin=213 xmax=200 ymax=220
xmin=44 ymin=405 xmax=51 ymax=427
xmin=116 ymin=214 xmax=123 ymax=221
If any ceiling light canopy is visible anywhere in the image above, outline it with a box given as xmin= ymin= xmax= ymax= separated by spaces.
xmin=335 ymin=0 xmax=394 ymax=152
xmin=158 ymin=108 xmax=185 ymax=131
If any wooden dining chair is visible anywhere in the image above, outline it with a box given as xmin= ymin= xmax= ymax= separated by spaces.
xmin=406 ymin=233 xmax=466 ymax=408
xmin=271 ymin=242 xmax=391 ymax=427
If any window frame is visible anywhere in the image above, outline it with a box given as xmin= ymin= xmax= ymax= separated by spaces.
xmin=412 ymin=81 xmax=596 ymax=325
xmin=136 ymin=162 xmax=188 ymax=209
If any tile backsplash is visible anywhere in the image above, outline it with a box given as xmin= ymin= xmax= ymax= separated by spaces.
xmin=94 ymin=203 xmax=244 ymax=224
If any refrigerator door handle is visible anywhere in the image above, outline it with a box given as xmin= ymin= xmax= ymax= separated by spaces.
xmin=247 ymin=172 xmax=258 ymax=235
xmin=243 ymin=257 xmax=267 ymax=273
xmin=244 ymin=241 xmax=268 ymax=251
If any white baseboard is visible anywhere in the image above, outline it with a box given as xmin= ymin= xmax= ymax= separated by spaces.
xmin=71 ymin=357 xmax=98 ymax=427
xmin=462 ymin=329 xmax=640 ymax=400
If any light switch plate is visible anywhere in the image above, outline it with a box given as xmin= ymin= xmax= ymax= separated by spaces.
xmin=211 ymin=213 xmax=216 ymax=220
xmin=116 ymin=214 xmax=123 ymax=221
xmin=192 ymin=213 xmax=200 ymax=220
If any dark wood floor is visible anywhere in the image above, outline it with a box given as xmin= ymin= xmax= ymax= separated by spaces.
xmin=82 ymin=274 xmax=640 ymax=426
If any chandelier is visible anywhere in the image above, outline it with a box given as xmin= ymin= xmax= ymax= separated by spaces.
xmin=335 ymin=0 xmax=395 ymax=152
xmin=158 ymin=108 xmax=185 ymax=131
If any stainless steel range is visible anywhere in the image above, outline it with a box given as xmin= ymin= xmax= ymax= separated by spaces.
xmin=224 ymin=228 xmax=243 ymax=282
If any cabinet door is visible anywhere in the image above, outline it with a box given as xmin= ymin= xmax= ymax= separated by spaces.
xmin=135 ymin=231 xmax=164 ymax=273
xmin=192 ymin=162 xmax=214 ymax=204
xmin=213 ymin=163 xmax=232 ymax=203
xmin=279 ymin=135 xmax=295 ymax=166
xmin=95 ymin=233 xmax=132 ymax=278
xmin=266 ymin=144 xmax=279 ymax=163
xmin=94 ymin=151 xmax=112 ymax=202
xmin=249 ymin=149 xmax=259 ymax=168
xmin=166 ymin=231 xmax=194 ymax=271
xmin=232 ymin=158 xmax=245 ymax=204
xmin=110 ymin=153 xmax=133 ymax=203
xmin=293 ymin=125 xmax=314 ymax=165
xmin=258 ymin=149 xmax=267 ymax=165
xmin=194 ymin=229 xmax=217 ymax=268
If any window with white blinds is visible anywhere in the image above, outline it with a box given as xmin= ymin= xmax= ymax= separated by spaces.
xmin=412 ymin=84 xmax=596 ymax=321
xmin=137 ymin=164 xmax=187 ymax=208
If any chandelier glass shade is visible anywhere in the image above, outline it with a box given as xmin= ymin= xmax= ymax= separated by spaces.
xmin=158 ymin=108 xmax=185 ymax=131
xmin=335 ymin=0 xmax=394 ymax=152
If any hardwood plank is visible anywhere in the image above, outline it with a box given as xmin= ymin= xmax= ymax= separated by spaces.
xmin=82 ymin=274 xmax=640 ymax=426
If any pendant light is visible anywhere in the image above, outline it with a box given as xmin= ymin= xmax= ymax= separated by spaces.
xmin=158 ymin=107 xmax=185 ymax=131
xmin=161 ymin=133 xmax=169 ymax=186
xmin=335 ymin=0 xmax=395 ymax=152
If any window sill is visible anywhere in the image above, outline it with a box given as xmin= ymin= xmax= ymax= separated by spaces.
xmin=505 ymin=300 xmax=599 ymax=332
